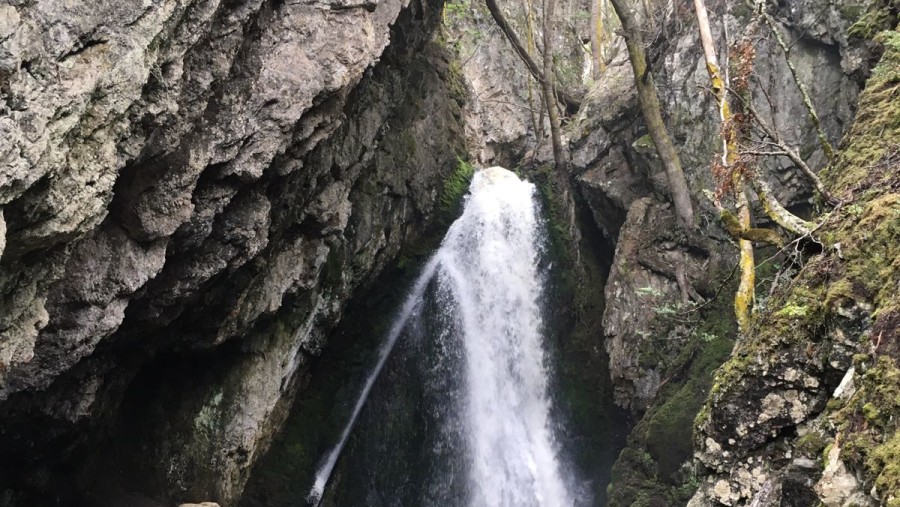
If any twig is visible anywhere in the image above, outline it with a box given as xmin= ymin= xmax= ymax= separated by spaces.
xmin=762 ymin=10 xmax=835 ymax=161
xmin=728 ymin=86 xmax=839 ymax=205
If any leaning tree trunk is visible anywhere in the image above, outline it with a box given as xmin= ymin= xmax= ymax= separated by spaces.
xmin=484 ymin=0 xmax=581 ymax=112
xmin=542 ymin=0 xmax=566 ymax=172
xmin=610 ymin=0 xmax=695 ymax=230
xmin=591 ymin=0 xmax=607 ymax=78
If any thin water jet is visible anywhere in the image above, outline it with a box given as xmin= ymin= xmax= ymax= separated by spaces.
xmin=307 ymin=167 xmax=573 ymax=506
xmin=306 ymin=257 xmax=442 ymax=505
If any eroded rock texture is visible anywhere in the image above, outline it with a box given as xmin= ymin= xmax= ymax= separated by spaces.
xmin=0 ymin=0 xmax=466 ymax=504
xmin=690 ymin=24 xmax=900 ymax=506
xmin=442 ymin=0 xmax=591 ymax=165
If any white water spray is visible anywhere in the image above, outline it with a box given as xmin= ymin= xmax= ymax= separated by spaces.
xmin=307 ymin=167 xmax=572 ymax=506
xmin=306 ymin=256 xmax=441 ymax=505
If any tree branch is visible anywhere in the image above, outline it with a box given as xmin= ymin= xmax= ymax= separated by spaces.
xmin=762 ymin=10 xmax=835 ymax=161
xmin=483 ymin=0 xmax=582 ymax=113
xmin=738 ymin=96 xmax=839 ymax=205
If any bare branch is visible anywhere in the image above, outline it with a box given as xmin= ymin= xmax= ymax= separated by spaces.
xmin=541 ymin=0 xmax=566 ymax=170
xmin=749 ymin=176 xmax=816 ymax=236
xmin=762 ymin=10 xmax=835 ymax=161
xmin=740 ymin=96 xmax=839 ymax=205
xmin=483 ymin=0 xmax=582 ymax=112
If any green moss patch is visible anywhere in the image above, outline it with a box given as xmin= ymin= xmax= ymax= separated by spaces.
xmin=696 ymin=23 xmax=900 ymax=503
xmin=830 ymin=357 xmax=900 ymax=504
xmin=608 ymin=295 xmax=736 ymax=507
xmin=438 ymin=157 xmax=475 ymax=220
xmin=847 ymin=0 xmax=899 ymax=40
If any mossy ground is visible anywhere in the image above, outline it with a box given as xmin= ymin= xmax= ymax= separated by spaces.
xmin=832 ymin=355 xmax=900 ymax=505
xmin=696 ymin=20 xmax=900 ymax=504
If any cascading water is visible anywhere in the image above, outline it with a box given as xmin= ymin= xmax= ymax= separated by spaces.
xmin=307 ymin=167 xmax=573 ymax=506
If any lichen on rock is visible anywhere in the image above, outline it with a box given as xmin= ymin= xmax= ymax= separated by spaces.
xmin=692 ymin=19 xmax=900 ymax=507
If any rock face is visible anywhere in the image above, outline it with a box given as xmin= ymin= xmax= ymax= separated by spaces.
xmin=563 ymin=0 xmax=876 ymax=504
xmin=691 ymin=25 xmax=900 ymax=505
xmin=0 ymin=0 xmax=466 ymax=504
xmin=571 ymin=0 xmax=863 ymax=419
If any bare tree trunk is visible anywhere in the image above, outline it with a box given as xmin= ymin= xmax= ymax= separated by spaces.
xmin=734 ymin=180 xmax=755 ymax=333
xmin=484 ymin=0 xmax=582 ymax=112
xmin=693 ymin=0 xmax=754 ymax=332
xmin=522 ymin=0 xmax=542 ymax=135
xmin=591 ymin=0 xmax=607 ymax=78
xmin=610 ymin=0 xmax=695 ymax=230
xmin=693 ymin=0 xmax=724 ymax=93
xmin=542 ymin=0 xmax=565 ymax=171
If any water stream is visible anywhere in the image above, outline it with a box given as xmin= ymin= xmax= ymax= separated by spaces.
xmin=307 ymin=167 xmax=573 ymax=506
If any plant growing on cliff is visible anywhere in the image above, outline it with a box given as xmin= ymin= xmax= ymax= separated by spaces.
xmin=690 ymin=0 xmax=838 ymax=333
xmin=439 ymin=158 xmax=476 ymax=219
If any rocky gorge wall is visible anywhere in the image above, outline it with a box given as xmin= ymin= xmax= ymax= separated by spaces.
xmin=561 ymin=1 xmax=897 ymax=505
xmin=1 ymin=0 xmax=896 ymax=504
xmin=0 ymin=0 xmax=467 ymax=504
xmin=690 ymin=18 xmax=900 ymax=507
xmin=430 ymin=0 xmax=891 ymax=502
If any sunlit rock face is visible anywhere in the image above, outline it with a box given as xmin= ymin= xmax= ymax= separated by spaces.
xmin=0 ymin=0 xmax=467 ymax=504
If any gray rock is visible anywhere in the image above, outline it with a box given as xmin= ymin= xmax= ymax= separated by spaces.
xmin=0 ymin=0 xmax=466 ymax=504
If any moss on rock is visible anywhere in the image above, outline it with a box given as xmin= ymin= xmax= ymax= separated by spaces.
xmin=607 ymin=294 xmax=736 ymax=507
xmin=438 ymin=157 xmax=475 ymax=220
xmin=693 ymin=22 xmax=900 ymax=504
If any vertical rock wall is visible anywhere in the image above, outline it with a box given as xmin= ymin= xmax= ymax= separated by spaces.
xmin=0 ymin=0 xmax=467 ymax=504
xmin=563 ymin=0 xmax=874 ymax=504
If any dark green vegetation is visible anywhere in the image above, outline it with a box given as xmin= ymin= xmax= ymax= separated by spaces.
xmin=819 ymin=27 xmax=900 ymax=504
xmin=607 ymin=296 xmax=736 ymax=507
xmin=438 ymin=158 xmax=476 ymax=222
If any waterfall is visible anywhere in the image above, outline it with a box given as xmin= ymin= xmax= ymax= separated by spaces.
xmin=307 ymin=167 xmax=572 ymax=506
xmin=306 ymin=257 xmax=442 ymax=505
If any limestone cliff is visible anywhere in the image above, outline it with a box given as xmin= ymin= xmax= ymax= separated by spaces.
xmin=1 ymin=0 xmax=895 ymax=504
xmin=571 ymin=0 xmax=864 ymax=411
xmin=0 ymin=0 xmax=466 ymax=504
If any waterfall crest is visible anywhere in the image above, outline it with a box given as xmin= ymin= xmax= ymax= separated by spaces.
xmin=308 ymin=167 xmax=572 ymax=506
